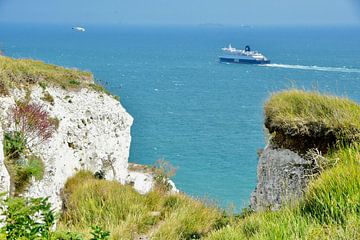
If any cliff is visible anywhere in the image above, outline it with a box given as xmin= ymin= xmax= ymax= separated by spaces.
xmin=1 ymin=56 xmax=359 ymax=239
xmin=250 ymin=89 xmax=360 ymax=211
xmin=207 ymin=90 xmax=360 ymax=239
xmin=0 ymin=56 xmax=136 ymax=209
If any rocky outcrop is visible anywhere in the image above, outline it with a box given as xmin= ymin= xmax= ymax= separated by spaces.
xmin=250 ymin=143 xmax=313 ymax=211
xmin=0 ymin=86 xmax=133 ymax=209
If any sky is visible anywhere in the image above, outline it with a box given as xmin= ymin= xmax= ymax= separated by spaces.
xmin=0 ymin=0 xmax=359 ymax=26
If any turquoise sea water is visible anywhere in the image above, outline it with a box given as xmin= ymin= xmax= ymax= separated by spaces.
xmin=1 ymin=25 xmax=360 ymax=210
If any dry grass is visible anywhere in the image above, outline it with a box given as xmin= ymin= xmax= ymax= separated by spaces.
xmin=0 ymin=56 xmax=94 ymax=95
xmin=59 ymin=171 xmax=223 ymax=240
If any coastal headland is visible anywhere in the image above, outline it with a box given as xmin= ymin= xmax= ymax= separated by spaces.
xmin=0 ymin=56 xmax=359 ymax=239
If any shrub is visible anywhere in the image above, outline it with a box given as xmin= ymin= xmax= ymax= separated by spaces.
xmin=42 ymin=92 xmax=55 ymax=105
xmin=89 ymin=226 xmax=110 ymax=240
xmin=152 ymin=159 xmax=177 ymax=192
xmin=0 ymin=196 xmax=110 ymax=240
xmin=0 ymin=197 xmax=55 ymax=240
xmin=51 ymin=231 xmax=85 ymax=240
xmin=11 ymin=102 xmax=56 ymax=149
xmin=8 ymin=155 xmax=45 ymax=195
xmin=69 ymin=80 xmax=81 ymax=86
xmin=39 ymin=81 xmax=47 ymax=90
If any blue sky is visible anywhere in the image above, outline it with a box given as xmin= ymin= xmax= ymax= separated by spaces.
xmin=0 ymin=0 xmax=359 ymax=26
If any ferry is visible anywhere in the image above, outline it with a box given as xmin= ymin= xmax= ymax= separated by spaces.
xmin=219 ymin=44 xmax=270 ymax=64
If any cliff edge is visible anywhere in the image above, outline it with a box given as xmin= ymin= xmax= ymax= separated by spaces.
xmin=0 ymin=56 xmax=133 ymax=209
xmin=251 ymin=89 xmax=360 ymax=211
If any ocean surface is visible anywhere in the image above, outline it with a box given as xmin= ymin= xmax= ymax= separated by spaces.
xmin=1 ymin=24 xmax=360 ymax=210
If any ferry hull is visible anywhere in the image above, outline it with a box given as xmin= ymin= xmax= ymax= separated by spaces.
xmin=219 ymin=57 xmax=270 ymax=64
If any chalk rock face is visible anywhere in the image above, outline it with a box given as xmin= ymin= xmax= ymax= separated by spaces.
xmin=126 ymin=171 xmax=154 ymax=195
xmin=250 ymin=144 xmax=313 ymax=211
xmin=0 ymin=127 xmax=11 ymax=195
xmin=0 ymin=87 xmax=133 ymax=210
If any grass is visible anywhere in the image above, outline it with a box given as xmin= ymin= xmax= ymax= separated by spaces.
xmin=265 ymin=90 xmax=360 ymax=140
xmin=205 ymin=90 xmax=360 ymax=239
xmin=264 ymin=90 xmax=360 ymax=152
xmin=206 ymin=146 xmax=360 ymax=239
xmin=0 ymin=56 xmax=97 ymax=94
xmin=0 ymin=56 xmax=121 ymax=100
xmin=59 ymin=171 xmax=223 ymax=240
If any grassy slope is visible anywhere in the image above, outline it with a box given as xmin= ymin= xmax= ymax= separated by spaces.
xmin=58 ymin=171 xmax=224 ymax=240
xmin=0 ymin=56 xmax=110 ymax=95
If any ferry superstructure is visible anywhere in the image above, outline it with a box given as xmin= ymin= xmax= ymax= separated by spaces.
xmin=219 ymin=45 xmax=270 ymax=64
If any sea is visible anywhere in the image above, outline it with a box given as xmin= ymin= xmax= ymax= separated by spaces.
xmin=1 ymin=24 xmax=360 ymax=210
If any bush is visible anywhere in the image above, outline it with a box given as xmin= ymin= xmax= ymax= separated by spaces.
xmin=0 ymin=196 xmax=111 ymax=240
xmin=152 ymin=159 xmax=177 ymax=192
xmin=11 ymin=102 xmax=56 ymax=149
xmin=89 ymin=226 xmax=110 ymax=240
xmin=41 ymin=92 xmax=55 ymax=105
xmin=4 ymin=131 xmax=46 ymax=195
xmin=0 ymin=197 xmax=55 ymax=240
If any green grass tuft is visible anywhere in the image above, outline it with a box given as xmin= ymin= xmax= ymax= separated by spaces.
xmin=301 ymin=163 xmax=360 ymax=224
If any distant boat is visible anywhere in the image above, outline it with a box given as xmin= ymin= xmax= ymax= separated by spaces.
xmin=72 ymin=27 xmax=86 ymax=32
xmin=219 ymin=44 xmax=270 ymax=64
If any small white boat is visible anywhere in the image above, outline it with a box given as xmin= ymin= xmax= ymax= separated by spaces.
xmin=72 ymin=27 xmax=86 ymax=32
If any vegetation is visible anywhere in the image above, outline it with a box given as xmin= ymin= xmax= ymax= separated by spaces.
xmin=41 ymin=92 xmax=55 ymax=105
xmin=0 ymin=196 xmax=55 ymax=240
xmin=11 ymin=102 xmax=57 ymax=149
xmin=1 ymin=58 xmax=359 ymax=239
xmin=0 ymin=196 xmax=110 ymax=240
xmin=205 ymin=91 xmax=360 ymax=239
xmin=59 ymin=171 xmax=223 ymax=240
xmin=0 ymin=56 xmax=93 ymax=95
xmin=264 ymin=90 xmax=360 ymax=152
xmin=206 ymin=144 xmax=360 ymax=239
xmin=3 ymin=131 xmax=46 ymax=195
xmin=265 ymin=90 xmax=360 ymax=140
xmin=152 ymin=159 xmax=177 ymax=192
xmin=3 ymin=102 xmax=55 ymax=195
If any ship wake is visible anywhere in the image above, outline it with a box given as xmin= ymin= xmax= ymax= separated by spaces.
xmin=262 ymin=63 xmax=360 ymax=73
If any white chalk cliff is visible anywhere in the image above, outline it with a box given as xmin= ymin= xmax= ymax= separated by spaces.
xmin=0 ymin=86 xmax=133 ymax=209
